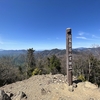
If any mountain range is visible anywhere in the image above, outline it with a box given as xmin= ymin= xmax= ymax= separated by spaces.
xmin=0 ymin=47 xmax=99 ymax=57
xmin=0 ymin=47 xmax=100 ymax=57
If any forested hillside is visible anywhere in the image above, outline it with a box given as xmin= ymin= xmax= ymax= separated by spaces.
xmin=0 ymin=48 xmax=100 ymax=87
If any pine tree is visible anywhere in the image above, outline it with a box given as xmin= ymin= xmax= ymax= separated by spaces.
xmin=48 ymin=55 xmax=61 ymax=74
xmin=26 ymin=48 xmax=35 ymax=77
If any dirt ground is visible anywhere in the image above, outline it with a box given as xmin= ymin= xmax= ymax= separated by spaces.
xmin=0 ymin=74 xmax=100 ymax=100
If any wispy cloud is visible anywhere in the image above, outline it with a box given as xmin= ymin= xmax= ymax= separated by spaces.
xmin=78 ymin=32 xmax=84 ymax=36
xmin=0 ymin=40 xmax=17 ymax=45
xmin=78 ymin=31 xmax=89 ymax=36
xmin=76 ymin=36 xmax=87 ymax=39
xmin=5 ymin=42 xmax=17 ymax=45
xmin=76 ymin=31 xmax=92 ymax=40
xmin=76 ymin=31 xmax=87 ymax=39
xmin=76 ymin=36 xmax=95 ymax=41
xmin=92 ymin=35 xmax=100 ymax=39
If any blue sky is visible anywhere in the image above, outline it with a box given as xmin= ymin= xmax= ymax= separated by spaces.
xmin=0 ymin=0 xmax=100 ymax=50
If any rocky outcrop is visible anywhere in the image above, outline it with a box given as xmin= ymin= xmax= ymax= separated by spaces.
xmin=0 ymin=90 xmax=11 ymax=100
xmin=0 ymin=90 xmax=27 ymax=100
xmin=0 ymin=74 xmax=100 ymax=100
xmin=12 ymin=91 xmax=27 ymax=100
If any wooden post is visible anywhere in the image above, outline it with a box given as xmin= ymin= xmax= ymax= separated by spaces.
xmin=66 ymin=28 xmax=73 ymax=85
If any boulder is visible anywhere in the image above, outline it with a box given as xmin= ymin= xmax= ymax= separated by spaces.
xmin=72 ymin=83 xmax=77 ymax=88
xmin=0 ymin=90 xmax=11 ymax=100
xmin=68 ymin=86 xmax=74 ymax=92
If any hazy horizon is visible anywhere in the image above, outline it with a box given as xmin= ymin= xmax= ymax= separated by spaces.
xmin=0 ymin=47 xmax=94 ymax=51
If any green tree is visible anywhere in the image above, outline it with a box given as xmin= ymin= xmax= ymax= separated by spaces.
xmin=18 ymin=66 xmax=23 ymax=74
xmin=26 ymin=48 xmax=35 ymax=77
xmin=48 ymin=55 xmax=61 ymax=74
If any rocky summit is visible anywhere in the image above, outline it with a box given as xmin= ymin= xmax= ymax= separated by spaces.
xmin=0 ymin=74 xmax=100 ymax=100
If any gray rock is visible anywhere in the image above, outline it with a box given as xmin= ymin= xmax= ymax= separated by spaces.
xmin=52 ymin=74 xmax=67 ymax=84
xmin=41 ymin=88 xmax=46 ymax=95
xmin=47 ymin=74 xmax=68 ymax=84
xmin=68 ymin=86 xmax=74 ymax=92
xmin=13 ymin=91 xmax=27 ymax=100
xmin=6 ymin=92 xmax=13 ymax=98
xmin=72 ymin=83 xmax=77 ymax=88
xmin=0 ymin=90 xmax=11 ymax=100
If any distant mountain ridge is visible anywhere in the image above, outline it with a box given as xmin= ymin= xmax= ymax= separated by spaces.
xmin=0 ymin=47 xmax=100 ymax=57
xmin=74 ymin=47 xmax=87 ymax=50
xmin=0 ymin=49 xmax=4 ymax=51
xmin=0 ymin=50 xmax=27 ymax=56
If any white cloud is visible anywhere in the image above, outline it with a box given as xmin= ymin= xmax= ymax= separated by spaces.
xmin=0 ymin=40 xmax=18 ymax=45
xmin=78 ymin=31 xmax=89 ymax=36
xmin=76 ymin=36 xmax=87 ymax=39
xmin=92 ymin=35 xmax=100 ymax=38
xmin=78 ymin=32 xmax=84 ymax=36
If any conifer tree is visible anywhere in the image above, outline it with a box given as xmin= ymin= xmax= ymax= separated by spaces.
xmin=27 ymin=48 xmax=35 ymax=77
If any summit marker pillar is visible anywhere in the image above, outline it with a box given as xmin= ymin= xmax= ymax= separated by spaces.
xmin=66 ymin=28 xmax=72 ymax=85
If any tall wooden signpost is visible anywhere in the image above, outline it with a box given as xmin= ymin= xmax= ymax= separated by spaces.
xmin=66 ymin=28 xmax=72 ymax=86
